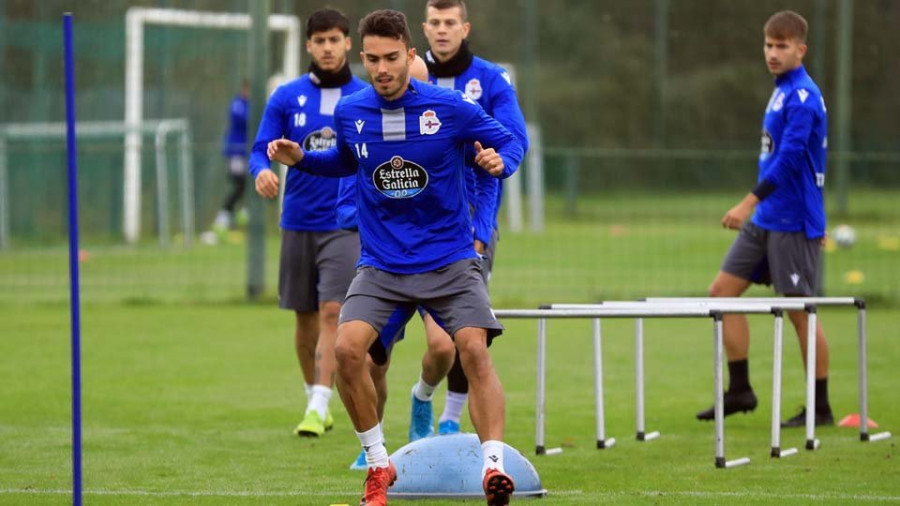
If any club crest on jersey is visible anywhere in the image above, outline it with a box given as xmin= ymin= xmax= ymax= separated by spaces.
xmin=302 ymin=126 xmax=337 ymax=152
xmin=419 ymin=110 xmax=441 ymax=135
xmin=465 ymin=78 xmax=483 ymax=100
xmin=373 ymin=156 xmax=429 ymax=198
xmin=760 ymin=128 xmax=774 ymax=160
xmin=772 ymin=91 xmax=785 ymax=112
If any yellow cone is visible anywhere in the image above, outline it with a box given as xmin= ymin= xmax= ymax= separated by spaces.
xmin=844 ymin=270 xmax=865 ymax=284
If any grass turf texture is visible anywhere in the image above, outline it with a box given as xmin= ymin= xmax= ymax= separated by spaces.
xmin=2 ymin=189 xmax=899 ymax=306
xmin=1 ymin=303 xmax=897 ymax=505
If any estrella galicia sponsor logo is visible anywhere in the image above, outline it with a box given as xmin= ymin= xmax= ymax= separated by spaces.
xmin=302 ymin=126 xmax=336 ymax=152
xmin=373 ymin=156 xmax=428 ymax=198
xmin=760 ymin=128 xmax=774 ymax=160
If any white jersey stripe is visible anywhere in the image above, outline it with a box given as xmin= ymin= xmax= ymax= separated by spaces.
xmin=381 ymin=107 xmax=406 ymax=141
xmin=436 ymin=77 xmax=455 ymax=89
xmin=319 ymin=88 xmax=341 ymax=116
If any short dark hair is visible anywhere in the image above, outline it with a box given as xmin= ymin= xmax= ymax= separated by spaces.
xmin=426 ymin=0 xmax=468 ymax=22
xmin=358 ymin=9 xmax=411 ymax=48
xmin=306 ymin=8 xmax=350 ymax=39
xmin=764 ymin=10 xmax=808 ymax=43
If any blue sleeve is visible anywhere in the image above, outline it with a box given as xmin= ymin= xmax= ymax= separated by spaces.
xmin=297 ymin=103 xmax=358 ymax=177
xmin=470 ymin=165 xmax=498 ymax=244
xmin=465 ymin=69 xmax=529 ymax=242
xmin=248 ymin=90 xmax=284 ymax=178
xmin=454 ymin=94 xmax=524 ymax=179
xmin=762 ymin=91 xmax=816 ymax=188
xmin=488 ymin=70 xmax=530 ymax=153
xmin=336 ymin=176 xmax=358 ymax=230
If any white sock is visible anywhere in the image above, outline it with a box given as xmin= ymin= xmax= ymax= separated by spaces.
xmin=413 ymin=375 xmax=438 ymax=402
xmin=304 ymin=383 xmax=312 ymax=399
xmin=481 ymin=440 xmax=505 ymax=475
xmin=439 ymin=391 xmax=467 ymax=423
xmin=307 ymin=385 xmax=332 ymax=420
xmin=213 ymin=210 xmax=230 ymax=228
xmin=357 ymin=424 xmax=389 ymax=469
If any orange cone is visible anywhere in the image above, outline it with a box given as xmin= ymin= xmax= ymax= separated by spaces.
xmin=838 ymin=413 xmax=879 ymax=428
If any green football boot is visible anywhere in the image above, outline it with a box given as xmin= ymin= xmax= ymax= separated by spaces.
xmin=294 ymin=409 xmax=335 ymax=437
xmin=294 ymin=410 xmax=326 ymax=437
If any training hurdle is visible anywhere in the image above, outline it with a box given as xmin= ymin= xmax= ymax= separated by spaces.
xmin=551 ymin=301 xmax=812 ymax=460
xmin=494 ymin=304 xmax=801 ymax=469
xmin=646 ymin=297 xmax=892 ymax=447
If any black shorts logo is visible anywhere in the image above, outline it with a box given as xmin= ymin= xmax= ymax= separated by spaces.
xmin=302 ymin=126 xmax=337 ymax=151
xmin=373 ymin=156 xmax=429 ymax=198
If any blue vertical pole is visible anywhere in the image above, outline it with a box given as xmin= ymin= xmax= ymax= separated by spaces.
xmin=63 ymin=12 xmax=83 ymax=506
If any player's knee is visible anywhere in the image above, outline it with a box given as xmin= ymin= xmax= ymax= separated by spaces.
xmin=708 ymin=282 xmax=727 ymax=298
xmin=429 ymin=336 xmax=456 ymax=361
xmin=334 ymin=337 xmax=364 ymax=371
xmin=455 ymin=335 xmax=489 ymax=371
xmin=318 ymin=302 xmax=341 ymax=328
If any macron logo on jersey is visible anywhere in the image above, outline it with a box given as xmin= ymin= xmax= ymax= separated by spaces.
xmin=798 ymin=89 xmax=809 ymax=103
xmin=355 ymin=119 xmax=365 ymax=133
xmin=297 ymin=95 xmax=307 ymax=107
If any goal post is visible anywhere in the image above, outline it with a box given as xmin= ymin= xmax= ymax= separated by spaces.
xmin=123 ymin=7 xmax=301 ymax=243
xmin=0 ymin=120 xmax=194 ymax=249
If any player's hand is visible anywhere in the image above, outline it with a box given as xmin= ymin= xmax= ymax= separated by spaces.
xmin=474 ymin=141 xmax=504 ymax=176
xmin=267 ymin=139 xmax=303 ymax=166
xmin=474 ymin=239 xmax=486 ymax=255
xmin=255 ymin=168 xmax=280 ymax=199
xmin=721 ymin=201 xmax=754 ymax=230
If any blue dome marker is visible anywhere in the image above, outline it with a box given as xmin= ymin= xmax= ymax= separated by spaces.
xmin=387 ymin=433 xmax=547 ymax=499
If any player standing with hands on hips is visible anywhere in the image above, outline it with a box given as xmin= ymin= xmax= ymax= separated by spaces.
xmin=697 ymin=10 xmax=834 ymax=428
xmin=268 ymin=10 xmax=523 ymax=506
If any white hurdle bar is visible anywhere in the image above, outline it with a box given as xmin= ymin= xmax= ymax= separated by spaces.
xmin=646 ymin=297 xmax=891 ymax=446
xmin=552 ymin=301 xmax=809 ymax=459
xmin=495 ymin=306 xmax=758 ymax=469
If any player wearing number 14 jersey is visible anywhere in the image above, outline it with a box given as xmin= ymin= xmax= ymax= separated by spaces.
xmin=265 ymin=9 xmax=523 ymax=505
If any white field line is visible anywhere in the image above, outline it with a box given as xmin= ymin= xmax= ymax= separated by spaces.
xmin=2 ymin=488 xmax=900 ymax=502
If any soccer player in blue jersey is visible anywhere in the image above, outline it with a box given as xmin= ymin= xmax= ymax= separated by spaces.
xmin=212 ymin=80 xmax=250 ymax=233
xmin=250 ymin=8 xmax=367 ymax=438
xmin=405 ymin=0 xmax=531 ymax=443
xmin=696 ymin=11 xmax=833 ymax=428
xmin=267 ymin=10 xmax=523 ymax=506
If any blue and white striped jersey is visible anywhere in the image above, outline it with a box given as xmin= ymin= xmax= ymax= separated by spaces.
xmin=429 ymin=56 xmax=529 ymax=244
xmin=300 ymin=80 xmax=524 ymax=274
xmin=249 ymin=73 xmax=367 ymax=231
xmin=753 ymin=65 xmax=827 ymax=239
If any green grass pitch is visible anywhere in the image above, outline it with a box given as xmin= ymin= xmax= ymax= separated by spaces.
xmin=1 ymin=302 xmax=897 ymax=505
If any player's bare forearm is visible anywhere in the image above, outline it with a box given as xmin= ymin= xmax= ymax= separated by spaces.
xmin=722 ymin=193 xmax=759 ymax=230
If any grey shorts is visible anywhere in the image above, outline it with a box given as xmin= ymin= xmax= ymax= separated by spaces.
xmin=278 ymin=229 xmax=360 ymax=312
xmin=340 ymin=258 xmax=504 ymax=365
xmin=721 ymin=222 xmax=822 ymax=296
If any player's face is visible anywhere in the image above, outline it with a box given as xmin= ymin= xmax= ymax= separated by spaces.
xmin=361 ymin=35 xmax=415 ymax=101
xmin=764 ymin=35 xmax=806 ymax=76
xmin=306 ymin=28 xmax=352 ymax=72
xmin=423 ymin=6 xmax=470 ymax=62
